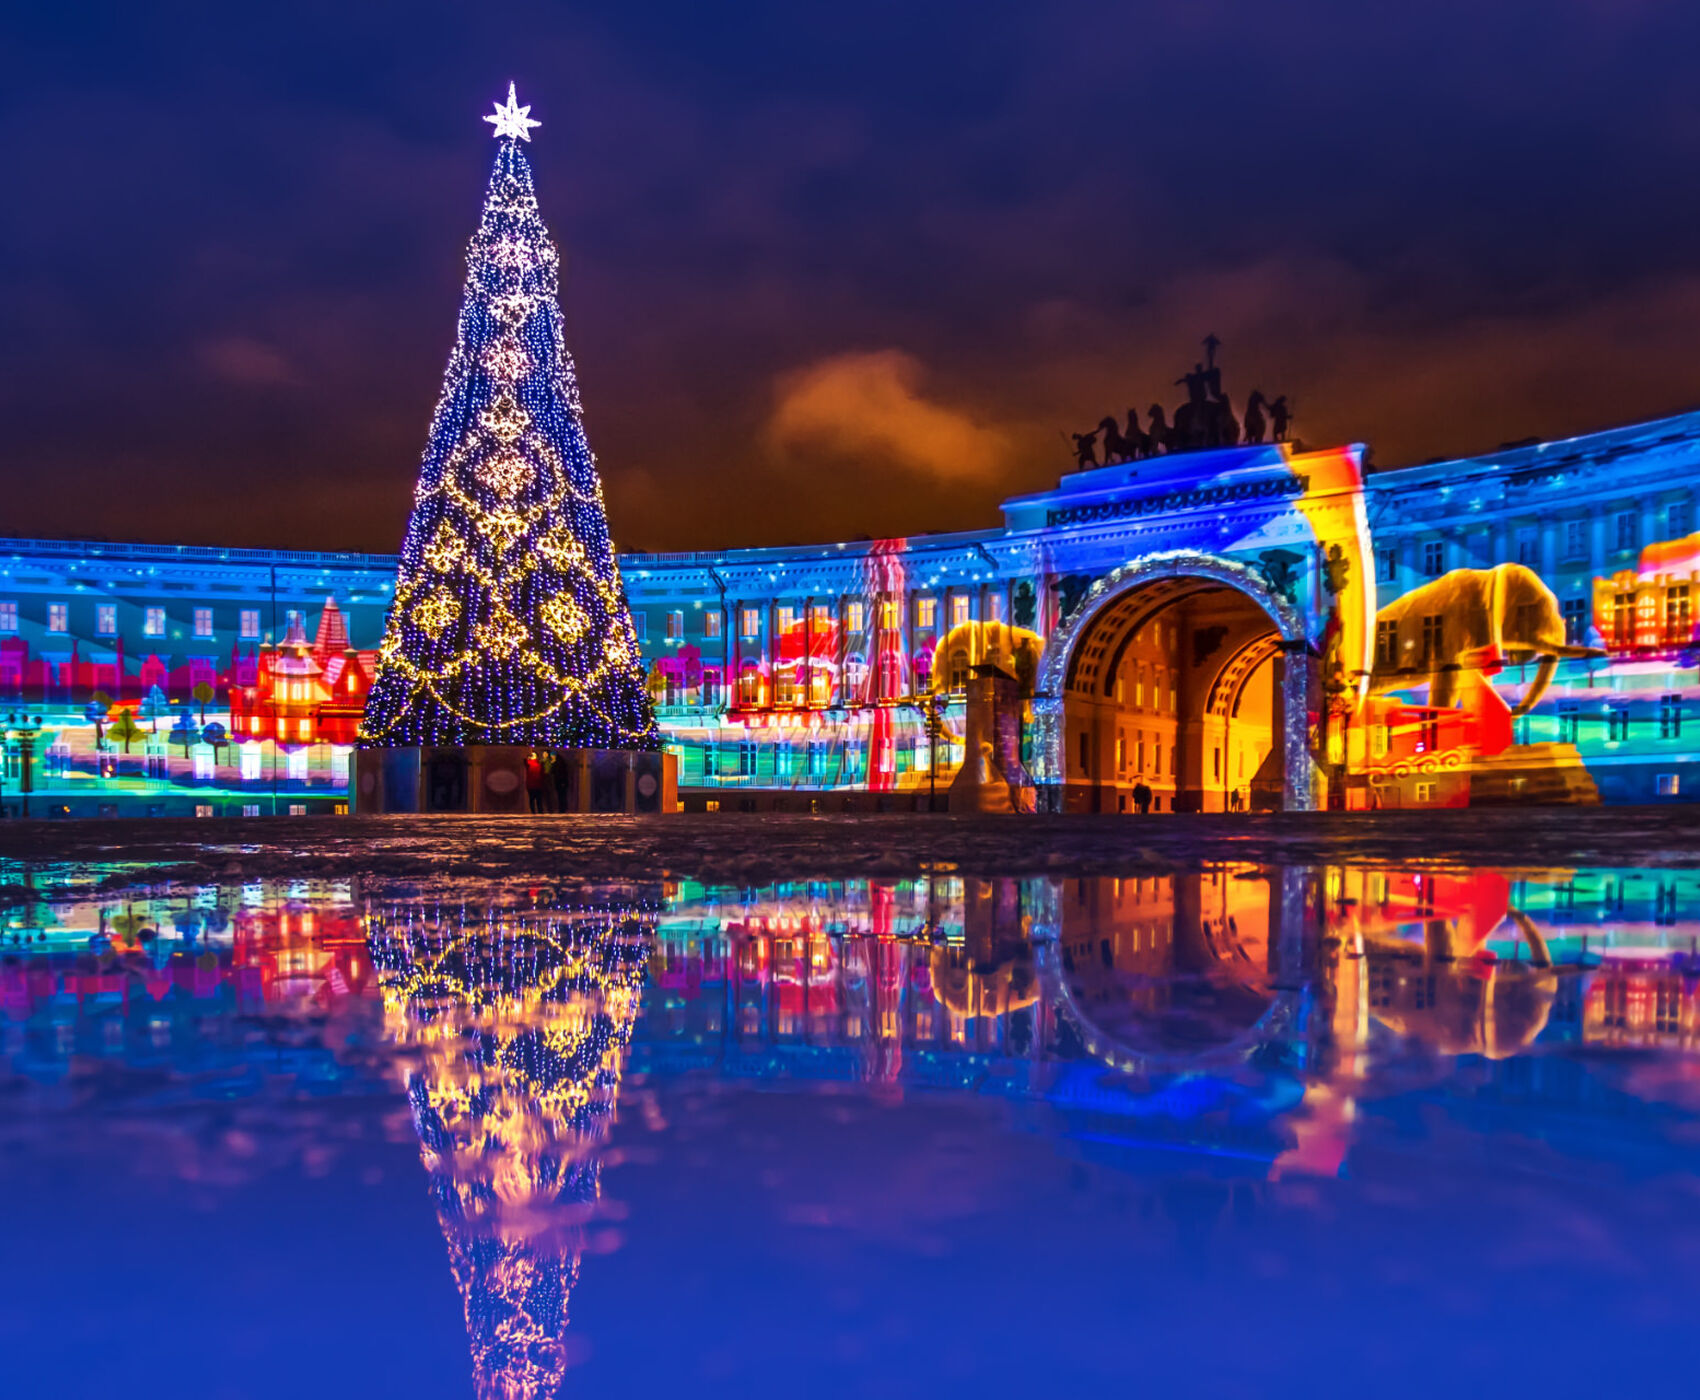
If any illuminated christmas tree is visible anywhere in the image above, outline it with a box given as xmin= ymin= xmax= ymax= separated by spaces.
xmin=360 ymin=85 xmax=658 ymax=751
xmin=371 ymin=893 xmax=653 ymax=1399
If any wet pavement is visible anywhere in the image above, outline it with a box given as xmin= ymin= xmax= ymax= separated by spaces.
xmin=5 ymin=824 xmax=1700 ymax=1397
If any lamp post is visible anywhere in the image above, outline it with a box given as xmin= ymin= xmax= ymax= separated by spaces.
xmin=4 ymin=714 xmax=44 ymax=819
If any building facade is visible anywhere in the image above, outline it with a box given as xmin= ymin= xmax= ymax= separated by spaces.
xmin=3 ymin=408 xmax=1700 ymax=816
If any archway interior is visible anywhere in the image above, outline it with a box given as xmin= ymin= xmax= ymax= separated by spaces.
xmin=1062 ymin=579 xmax=1284 ymax=813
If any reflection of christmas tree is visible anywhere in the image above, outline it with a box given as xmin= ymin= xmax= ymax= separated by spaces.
xmin=360 ymin=85 xmax=657 ymax=750
xmin=371 ymin=892 xmax=653 ymax=1399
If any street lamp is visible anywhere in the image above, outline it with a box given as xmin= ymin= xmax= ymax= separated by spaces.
xmin=3 ymin=714 xmax=44 ymax=819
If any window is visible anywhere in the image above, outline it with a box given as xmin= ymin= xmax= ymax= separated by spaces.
xmin=665 ymin=610 xmax=684 ymax=641
xmin=950 ymin=594 xmax=971 ymax=628
xmin=1376 ymin=548 xmax=1397 ymax=583
xmin=144 ymin=607 xmax=165 ymax=637
xmin=97 ymin=604 xmax=117 ymax=635
xmin=1564 ymin=519 xmax=1588 ymax=560
xmin=737 ymin=741 xmax=757 ymax=777
xmin=878 ymin=599 xmax=899 ymax=629
xmin=0 ymin=602 xmax=16 ymax=632
xmin=846 ymin=601 xmax=865 ymax=633
xmin=1415 ymin=781 xmax=1435 ymax=804
xmin=1516 ymin=529 xmax=1539 ymax=567
xmin=777 ymin=606 xmax=797 ymax=633
xmin=986 ymin=593 xmax=1005 ymax=623
xmin=774 ymin=664 xmax=797 ymax=705
xmin=288 ymin=803 xmax=307 ymax=816
xmin=701 ymin=745 xmax=719 ymax=779
xmin=47 ymin=603 xmax=68 ymax=633
xmin=1616 ymin=510 xmax=1638 ymax=552
xmin=1661 ymin=695 xmax=1683 ymax=739
xmin=1608 ymin=706 xmax=1631 ymax=742
xmin=915 ymin=597 xmax=937 ymax=629
xmin=1670 ymin=499 xmax=1694 ymax=538
xmin=195 ymin=804 xmax=213 ymax=818
xmin=239 ymin=745 xmax=263 ymax=781
xmin=239 ymin=608 xmax=260 ymax=639
xmin=1613 ymin=592 xmax=1636 ymax=647
xmin=1420 ymin=614 xmax=1443 ymax=664
xmin=1078 ymin=731 xmax=1090 ymax=774
xmin=1558 ymin=707 xmax=1580 ymax=744
xmin=1658 ymin=774 xmax=1681 ymax=797
xmin=1667 ymin=587 xmax=1691 ymax=646
xmin=1562 ymin=598 xmax=1587 ymax=645
xmin=286 ymin=748 xmax=309 ymax=780
xmin=810 ymin=604 xmax=832 ymax=628
xmin=739 ymin=608 xmax=760 ymax=638
xmin=242 ymin=803 xmax=261 ymax=817
xmin=1375 ymin=619 xmax=1398 ymax=668
xmin=631 ymin=612 xmax=647 ymax=640
xmin=194 ymin=607 xmax=213 ymax=638
xmin=737 ymin=668 xmax=761 ymax=704
xmin=1422 ymin=541 xmax=1445 ymax=577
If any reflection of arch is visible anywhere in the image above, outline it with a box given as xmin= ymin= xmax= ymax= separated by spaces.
xmin=1031 ymin=550 xmax=1316 ymax=810
xmin=1033 ymin=935 xmax=1303 ymax=1075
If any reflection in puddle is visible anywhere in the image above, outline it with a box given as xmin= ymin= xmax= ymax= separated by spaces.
xmin=5 ymin=863 xmax=1700 ymax=1394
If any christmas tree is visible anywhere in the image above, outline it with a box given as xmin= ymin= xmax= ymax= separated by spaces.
xmin=359 ymin=85 xmax=658 ymax=751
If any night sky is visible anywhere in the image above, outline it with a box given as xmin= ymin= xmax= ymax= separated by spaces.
xmin=6 ymin=2 xmax=1700 ymax=555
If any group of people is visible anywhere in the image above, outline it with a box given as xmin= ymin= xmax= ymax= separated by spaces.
xmin=1072 ymin=339 xmax=1291 ymax=469
xmin=523 ymin=750 xmax=571 ymax=813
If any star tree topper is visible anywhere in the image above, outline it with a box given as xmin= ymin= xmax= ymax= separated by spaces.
xmin=484 ymin=82 xmax=540 ymax=142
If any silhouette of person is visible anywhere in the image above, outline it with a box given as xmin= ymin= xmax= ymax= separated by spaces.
xmin=1243 ymin=391 xmax=1269 ymax=445
xmin=1269 ymin=395 xmax=1292 ymax=443
xmin=1072 ymin=430 xmax=1099 ymax=468
xmin=1175 ymin=363 xmax=1209 ymax=406
xmin=1132 ymin=780 xmax=1153 ymax=815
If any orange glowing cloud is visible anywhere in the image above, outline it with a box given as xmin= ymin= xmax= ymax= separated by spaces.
xmin=766 ymin=349 xmax=1015 ymax=482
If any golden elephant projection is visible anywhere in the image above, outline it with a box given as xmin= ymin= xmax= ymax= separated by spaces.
xmin=1367 ymin=563 xmax=1601 ymax=711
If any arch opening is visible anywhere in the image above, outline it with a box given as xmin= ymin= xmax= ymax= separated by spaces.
xmin=1041 ymin=557 xmax=1313 ymax=814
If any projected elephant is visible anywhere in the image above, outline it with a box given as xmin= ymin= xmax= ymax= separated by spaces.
xmin=1368 ymin=563 xmax=1600 ymax=712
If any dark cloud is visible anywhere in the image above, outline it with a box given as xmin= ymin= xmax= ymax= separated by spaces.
xmin=2 ymin=1 xmax=1699 ymax=553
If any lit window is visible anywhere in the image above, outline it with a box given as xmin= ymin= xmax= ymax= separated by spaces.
xmin=740 ymin=608 xmax=760 ymax=638
xmin=288 ymin=803 xmax=307 ymax=816
xmin=240 ymin=609 xmax=260 ymax=639
xmin=194 ymin=608 xmax=213 ymax=638
xmin=986 ymin=593 xmax=1005 ymax=623
xmin=242 ymin=803 xmax=261 ymax=817
xmin=1562 ymin=597 xmax=1587 ymax=645
xmin=777 ymin=606 xmax=797 ymax=632
xmin=195 ymin=804 xmax=213 ymax=818
xmin=97 ymin=604 xmax=116 ymax=635
xmin=0 ymin=602 xmax=16 ymax=632
xmin=1658 ymin=773 xmax=1681 ymax=797
xmin=193 ymin=750 xmax=214 ymax=779
xmin=331 ymin=747 xmax=351 ymax=783
xmin=846 ymin=601 xmax=865 ymax=633
xmin=703 ymin=610 xmax=722 ymax=639
xmin=665 ymin=610 xmax=684 ymax=641
xmin=878 ymin=600 xmax=898 ymax=629
xmin=287 ymin=748 xmax=309 ymax=780
xmin=951 ymin=595 xmax=971 ymax=628
xmin=811 ymin=604 xmax=832 ymax=627
xmin=916 ymin=598 xmax=937 ymax=628
xmin=144 ymin=607 xmax=166 ymax=637
xmin=47 ymin=603 xmax=68 ymax=632
xmin=239 ymin=746 xmax=263 ymax=781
